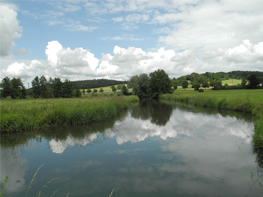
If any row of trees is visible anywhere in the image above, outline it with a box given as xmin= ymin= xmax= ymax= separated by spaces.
xmin=173 ymin=71 xmax=263 ymax=87
xmin=31 ymin=76 xmax=75 ymax=98
xmin=71 ymin=79 xmax=127 ymax=89
xmin=0 ymin=76 xmax=78 ymax=99
xmin=175 ymin=73 xmax=263 ymax=91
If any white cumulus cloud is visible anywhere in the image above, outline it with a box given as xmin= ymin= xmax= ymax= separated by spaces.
xmin=0 ymin=3 xmax=22 ymax=56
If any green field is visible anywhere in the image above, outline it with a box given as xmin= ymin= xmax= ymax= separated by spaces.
xmin=0 ymin=96 xmax=138 ymax=133
xmin=81 ymin=84 xmax=127 ymax=92
xmin=172 ymin=89 xmax=263 ymax=103
xmin=221 ymin=79 xmax=242 ymax=85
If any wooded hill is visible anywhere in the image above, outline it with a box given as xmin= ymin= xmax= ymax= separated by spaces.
xmin=173 ymin=70 xmax=263 ymax=85
xmin=71 ymin=79 xmax=127 ymax=89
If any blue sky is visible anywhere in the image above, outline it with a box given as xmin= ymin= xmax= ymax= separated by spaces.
xmin=1 ymin=0 xmax=263 ymax=85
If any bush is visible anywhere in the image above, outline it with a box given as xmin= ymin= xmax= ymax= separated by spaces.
xmin=198 ymin=89 xmax=204 ymax=92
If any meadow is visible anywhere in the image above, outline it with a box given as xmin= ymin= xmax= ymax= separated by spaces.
xmin=0 ymin=96 xmax=138 ymax=133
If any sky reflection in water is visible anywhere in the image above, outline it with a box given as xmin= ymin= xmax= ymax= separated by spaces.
xmin=1 ymin=101 xmax=260 ymax=197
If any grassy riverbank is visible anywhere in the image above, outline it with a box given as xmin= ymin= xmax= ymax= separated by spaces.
xmin=1 ymin=96 xmax=138 ymax=133
xmin=160 ymin=89 xmax=263 ymax=149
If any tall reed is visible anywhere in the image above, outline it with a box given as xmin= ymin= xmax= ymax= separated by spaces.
xmin=1 ymin=96 xmax=138 ymax=133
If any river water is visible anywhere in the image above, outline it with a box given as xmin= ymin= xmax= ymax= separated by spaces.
xmin=1 ymin=101 xmax=262 ymax=197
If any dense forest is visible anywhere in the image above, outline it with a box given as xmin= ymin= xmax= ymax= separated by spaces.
xmin=71 ymin=79 xmax=127 ymax=89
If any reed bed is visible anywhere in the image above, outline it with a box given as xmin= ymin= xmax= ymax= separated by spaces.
xmin=0 ymin=96 xmax=138 ymax=133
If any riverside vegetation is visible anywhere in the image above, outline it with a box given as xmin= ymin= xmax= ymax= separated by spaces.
xmin=159 ymin=89 xmax=263 ymax=156
xmin=1 ymin=96 xmax=138 ymax=133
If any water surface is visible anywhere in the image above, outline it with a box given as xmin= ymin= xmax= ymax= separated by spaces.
xmin=1 ymin=101 xmax=261 ymax=197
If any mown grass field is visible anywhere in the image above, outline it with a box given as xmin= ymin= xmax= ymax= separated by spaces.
xmin=221 ymin=79 xmax=242 ymax=85
xmin=173 ymin=89 xmax=263 ymax=103
xmin=0 ymin=96 xmax=138 ymax=133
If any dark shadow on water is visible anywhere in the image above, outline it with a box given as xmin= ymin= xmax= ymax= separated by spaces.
xmin=130 ymin=100 xmax=173 ymax=126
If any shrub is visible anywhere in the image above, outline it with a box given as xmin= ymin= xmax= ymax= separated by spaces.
xmin=198 ymin=89 xmax=204 ymax=92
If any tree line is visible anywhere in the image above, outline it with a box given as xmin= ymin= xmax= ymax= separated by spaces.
xmin=173 ymin=71 xmax=263 ymax=88
xmin=0 ymin=76 xmax=77 ymax=99
xmin=71 ymin=79 xmax=127 ymax=89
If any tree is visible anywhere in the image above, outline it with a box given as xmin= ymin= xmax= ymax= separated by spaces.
xmin=247 ymin=74 xmax=260 ymax=88
xmin=39 ymin=75 xmax=48 ymax=98
xmin=148 ymin=69 xmax=173 ymax=99
xmin=87 ymin=89 xmax=92 ymax=93
xmin=172 ymin=80 xmax=178 ymax=90
xmin=214 ymin=80 xmax=222 ymax=90
xmin=202 ymin=81 xmax=209 ymax=89
xmin=122 ymin=85 xmax=129 ymax=95
xmin=99 ymin=88 xmax=104 ymax=93
xmin=52 ymin=77 xmax=63 ymax=98
xmin=209 ymin=80 xmax=215 ymax=88
xmin=0 ymin=77 xmax=12 ymax=98
xmin=93 ymin=89 xmax=98 ymax=93
xmin=182 ymin=81 xmax=188 ymax=90
xmin=192 ymin=81 xmax=200 ymax=91
xmin=32 ymin=76 xmax=41 ymax=98
xmin=61 ymin=79 xmax=73 ymax=98
xmin=10 ymin=78 xmax=25 ymax=99
xmin=82 ymin=89 xmax=85 ymax=95
xmin=111 ymin=85 xmax=117 ymax=93
xmin=75 ymin=86 xmax=81 ymax=97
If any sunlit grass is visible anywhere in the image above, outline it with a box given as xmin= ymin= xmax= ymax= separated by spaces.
xmin=0 ymin=96 xmax=138 ymax=133
xmin=221 ymin=78 xmax=242 ymax=85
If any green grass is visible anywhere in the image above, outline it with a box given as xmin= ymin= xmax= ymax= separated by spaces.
xmin=0 ymin=96 xmax=138 ymax=133
xmin=221 ymin=78 xmax=242 ymax=85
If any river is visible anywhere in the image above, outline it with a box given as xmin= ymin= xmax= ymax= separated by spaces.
xmin=0 ymin=101 xmax=261 ymax=197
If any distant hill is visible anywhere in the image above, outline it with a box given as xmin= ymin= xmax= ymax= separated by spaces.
xmin=173 ymin=70 xmax=263 ymax=85
xmin=71 ymin=79 xmax=127 ymax=89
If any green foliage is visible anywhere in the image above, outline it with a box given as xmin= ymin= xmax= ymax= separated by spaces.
xmin=71 ymin=79 xmax=127 ymax=89
xmin=82 ymin=89 xmax=85 ymax=95
xmin=121 ymin=85 xmax=130 ymax=95
xmin=87 ymin=89 xmax=92 ymax=93
xmin=148 ymin=69 xmax=173 ymax=98
xmin=111 ymin=85 xmax=117 ymax=93
xmin=117 ymin=84 xmax=122 ymax=90
xmin=182 ymin=81 xmax=188 ymax=90
xmin=52 ymin=77 xmax=63 ymax=98
xmin=241 ymin=78 xmax=247 ymax=87
xmin=93 ymin=89 xmax=98 ymax=93
xmin=32 ymin=76 xmax=41 ymax=98
xmin=75 ymin=87 xmax=81 ymax=97
xmin=99 ymin=88 xmax=104 ymax=92
xmin=202 ymin=81 xmax=209 ymax=89
xmin=247 ymin=74 xmax=260 ymax=88
xmin=0 ymin=176 xmax=8 ymax=197
xmin=0 ymin=77 xmax=12 ymax=98
xmin=199 ymin=89 xmax=204 ymax=92
xmin=61 ymin=79 xmax=73 ymax=98
xmin=224 ymin=83 xmax=229 ymax=89
xmin=192 ymin=81 xmax=200 ymax=91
